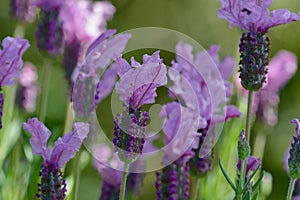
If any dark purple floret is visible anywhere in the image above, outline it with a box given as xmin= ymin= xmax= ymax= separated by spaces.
xmin=113 ymin=106 xmax=148 ymax=162
xmin=126 ymin=172 xmax=145 ymax=196
xmin=36 ymin=8 xmax=63 ymax=55
xmin=63 ymin=38 xmax=81 ymax=83
xmin=99 ymin=181 xmax=119 ymax=200
xmin=36 ymin=162 xmax=66 ymax=200
xmin=0 ymin=91 xmax=3 ymax=129
xmin=188 ymin=128 xmax=213 ymax=177
xmin=155 ymin=161 xmax=189 ymax=200
xmin=239 ymin=31 xmax=270 ymax=91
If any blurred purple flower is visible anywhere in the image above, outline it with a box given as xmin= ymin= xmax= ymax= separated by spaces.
xmin=167 ymin=42 xmax=240 ymax=176
xmin=10 ymin=0 xmax=36 ymax=22
xmin=237 ymin=156 xmax=261 ymax=177
xmin=155 ymin=162 xmax=190 ymax=200
xmin=218 ymin=0 xmax=300 ymax=32
xmin=60 ymin=0 xmax=115 ymax=82
xmin=115 ymin=51 xmax=167 ymax=108
xmin=15 ymin=62 xmax=38 ymax=112
xmin=0 ymin=36 xmax=30 ymax=129
xmin=34 ymin=0 xmax=64 ymax=55
xmin=71 ymin=30 xmax=131 ymax=119
xmin=236 ymin=50 xmax=297 ymax=126
xmin=23 ymin=117 xmax=89 ymax=199
xmin=93 ymin=145 xmax=145 ymax=199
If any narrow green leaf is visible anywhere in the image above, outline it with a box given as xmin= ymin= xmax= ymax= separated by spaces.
xmin=252 ymin=170 xmax=265 ymax=193
xmin=219 ymin=159 xmax=237 ymax=192
xmin=243 ymin=164 xmax=261 ymax=193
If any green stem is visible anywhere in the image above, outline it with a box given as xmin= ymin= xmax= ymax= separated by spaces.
xmin=245 ymin=90 xmax=253 ymax=141
xmin=190 ymin=177 xmax=200 ymax=200
xmin=38 ymin=62 xmax=51 ymax=122
xmin=237 ymin=159 xmax=247 ymax=200
xmin=70 ymin=152 xmax=81 ymax=200
xmin=120 ymin=162 xmax=129 ymax=200
xmin=63 ymin=102 xmax=73 ymax=134
xmin=286 ymin=178 xmax=296 ymax=200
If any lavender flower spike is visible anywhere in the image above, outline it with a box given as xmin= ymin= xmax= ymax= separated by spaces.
xmin=288 ymin=119 xmax=300 ymax=179
xmin=218 ymin=0 xmax=300 ymax=91
xmin=0 ymin=36 xmax=30 ymax=129
xmin=113 ymin=51 xmax=167 ymax=162
xmin=10 ymin=0 xmax=36 ymax=22
xmin=23 ymin=118 xmax=89 ymax=199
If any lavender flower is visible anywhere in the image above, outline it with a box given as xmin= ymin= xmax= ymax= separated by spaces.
xmin=169 ymin=42 xmax=240 ymax=176
xmin=237 ymin=156 xmax=261 ymax=178
xmin=155 ymin=161 xmax=190 ymax=200
xmin=218 ymin=0 xmax=300 ymax=91
xmin=0 ymin=36 xmax=30 ymax=129
xmin=93 ymin=145 xmax=145 ymax=199
xmin=71 ymin=30 xmax=131 ymax=120
xmin=60 ymin=0 xmax=115 ymax=82
xmin=23 ymin=118 xmax=89 ymax=199
xmin=34 ymin=0 xmax=64 ymax=55
xmin=113 ymin=51 xmax=167 ymax=162
xmin=288 ymin=119 xmax=300 ymax=179
xmin=237 ymin=50 xmax=297 ymax=127
xmin=10 ymin=0 xmax=36 ymax=22
xmin=15 ymin=62 xmax=38 ymax=112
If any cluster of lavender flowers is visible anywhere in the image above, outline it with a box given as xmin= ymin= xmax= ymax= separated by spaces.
xmin=1 ymin=0 xmax=300 ymax=199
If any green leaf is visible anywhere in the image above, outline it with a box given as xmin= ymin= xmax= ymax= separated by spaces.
xmin=242 ymin=164 xmax=261 ymax=193
xmin=219 ymin=159 xmax=237 ymax=192
xmin=252 ymin=170 xmax=265 ymax=194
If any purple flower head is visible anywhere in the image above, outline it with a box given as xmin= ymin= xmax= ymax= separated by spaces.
xmin=115 ymin=51 xmax=167 ymax=108
xmin=0 ymin=36 xmax=29 ymax=130
xmin=155 ymin=162 xmax=190 ymax=200
xmin=60 ymin=0 xmax=115 ymax=45
xmin=237 ymin=50 xmax=297 ymax=126
xmin=0 ymin=37 xmax=30 ymax=87
xmin=60 ymin=0 xmax=115 ymax=82
xmin=171 ymin=42 xmax=240 ymax=127
xmin=23 ymin=117 xmax=89 ymax=168
xmin=15 ymin=62 xmax=38 ymax=112
xmin=10 ymin=0 xmax=36 ymax=22
xmin=237 ymin=156 xmax=261 ymax=176
xmin=71 ymin=30 xmax=131 ymax=119
xmin=218 ymin=0 xmax=300 ymax=32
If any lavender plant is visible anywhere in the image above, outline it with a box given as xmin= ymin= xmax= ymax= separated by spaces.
xmin=23 ymin=118 xmax=89 ymax=199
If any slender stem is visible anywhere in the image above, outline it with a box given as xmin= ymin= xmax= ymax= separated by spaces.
xmin=63 ymin=102 xmax=73 ymax=134
xmin=286 ymin=178 xmax=296 ymax=200
xmin=38 ymin=62 xmax=51 ymax=122
xmin=120 ymin=162 xmax=129 ymax=200
xmin=190 ymin=177 xmax=200 ymax=200
xmin=245 ymin=90 xmax=253 ymax=141
xmin=70 ymin=152 xmax=81 ymax=200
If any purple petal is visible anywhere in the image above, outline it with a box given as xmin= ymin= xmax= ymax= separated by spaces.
xmin=84 ymin=30 xmax=131 ymax=73
xmin=225 ymin=105 xmax=241 ymax=121
xmin=33 ymin=0 xmax=64 ymax=10
xmin=237 ymin=156 xmax=261 ymax=175
xmin=291 ymin=119 xmax=300 ymax=136
xmin=50 ymin=122 xmax=89 ymax=168
xmin=0 ymin=37 xmax=30 ymax=86
xmin=94 ymin=63 xmax=117 ymax=105
xmin=115 ymin=51 xmax=167 ymax=107
xmin=265 ymin=50 xmax=297 ymax=92
xmin=23 ymin=118 xmax=51 ymax=160
xmin=115 ymin=57 xmax=131 ymax=76
xmin=218 ymin=0 xmax=300 ymax=31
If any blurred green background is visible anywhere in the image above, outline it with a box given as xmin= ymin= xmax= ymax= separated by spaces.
xmin=1 ymin=0 xmax=300 ymax=199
